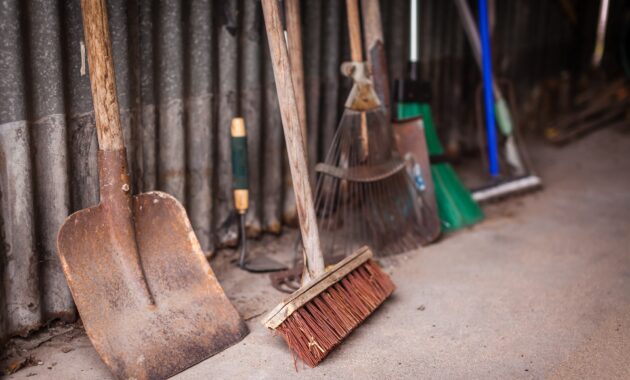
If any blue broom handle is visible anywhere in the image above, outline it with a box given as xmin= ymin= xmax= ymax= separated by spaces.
xmin=479 ymin=0 xmax=500 ymax=177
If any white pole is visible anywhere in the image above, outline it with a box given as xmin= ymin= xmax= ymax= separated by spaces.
xmin=410 ymin=0 xmax=418 ymax=62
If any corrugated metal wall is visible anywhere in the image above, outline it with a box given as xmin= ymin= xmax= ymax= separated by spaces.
xmin=0 ymin=0 xmax=575 ymax=343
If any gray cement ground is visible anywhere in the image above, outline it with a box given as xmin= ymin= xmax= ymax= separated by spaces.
xmin=3 ymin=128 xmax=630 ymax=379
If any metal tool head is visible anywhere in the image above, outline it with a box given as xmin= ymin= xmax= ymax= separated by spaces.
xmin=270 ymin=265 xmax=303 ymax=293
xmin=242 ymin=256 xmax=288 ymax=273
xmin=57 ymin=151 xmax=248 ymax=380
xmin=313 ymin=107 xmax=430 ymax=259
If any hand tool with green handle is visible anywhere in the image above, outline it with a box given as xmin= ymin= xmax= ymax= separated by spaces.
xmin=231 ymin=117 xmax=287 ymax=273
xmin=394 ymin=0 xmax=483 ymax=232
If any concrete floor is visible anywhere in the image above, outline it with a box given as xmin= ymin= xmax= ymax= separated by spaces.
xmin=3 ymin=128 xmax=630 ymax=379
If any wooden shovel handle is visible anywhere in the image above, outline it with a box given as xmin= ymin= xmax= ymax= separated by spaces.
xmin=262 ymin=0 xmax=325 ymax=280
xmin=347 ymin=0 xmax=363 ymax=62
xmin=284 ymin=0 xmax=308 ymax=151
xmin=81 ymin=0 xmax=124 ymax=151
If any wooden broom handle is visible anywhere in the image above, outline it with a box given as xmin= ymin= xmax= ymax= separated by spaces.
xmin=262 ymin=0 xmax=325 ymax=281
xmin=347 ymin=0 xmax=363 ymax=62
xmin=81 ymin=0 xmax=124 ymax=151
xmin=284 ymin=0 xmax=308 ymax=151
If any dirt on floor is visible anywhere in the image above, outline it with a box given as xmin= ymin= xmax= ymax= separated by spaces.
xmin=2 ymin=127 xmax=630 ymax=379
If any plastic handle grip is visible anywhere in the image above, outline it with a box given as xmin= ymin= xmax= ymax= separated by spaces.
xmin=231 ymin=119 xmax=249 ymax=190
xmin=231 ymin=136 xmax=248 ymax=190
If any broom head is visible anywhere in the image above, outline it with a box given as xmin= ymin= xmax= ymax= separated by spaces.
xmin=262 ymin=246 xmax=395 ymax=367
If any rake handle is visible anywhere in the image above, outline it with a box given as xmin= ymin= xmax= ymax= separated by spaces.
xmin=262 ymin=0 xmax=325 ymax=281
xmin=81 ymin=0 xmax=124 ymax=151
xmin=347 ymin=0 xmax=363 ymax=62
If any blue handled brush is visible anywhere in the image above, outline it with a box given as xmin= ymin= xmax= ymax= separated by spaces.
xmin=454 ymin=0 xmax=542 ymax=202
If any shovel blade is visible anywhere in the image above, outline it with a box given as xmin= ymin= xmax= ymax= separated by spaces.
xmin=57 ymin=191 xmax=248 ymax=380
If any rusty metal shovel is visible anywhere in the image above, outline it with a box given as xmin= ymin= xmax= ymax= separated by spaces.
xmin=56 ymin=1 xmax=248 ymax=379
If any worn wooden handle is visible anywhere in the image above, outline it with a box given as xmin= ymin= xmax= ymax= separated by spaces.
xmin=346 ymin=0 xmax=363 ymax=62
xmin=262 ymin=0 xmax=325 ymax=280
xmin=361 ymin=0 xmax=390 ymax=116
xmin=361 ymin=0 xmax=384 ymax=47
xmin=284 ymin=0 xmax=308 ymax=152
xmin=81 ymin=0 xmax=124 ymax=151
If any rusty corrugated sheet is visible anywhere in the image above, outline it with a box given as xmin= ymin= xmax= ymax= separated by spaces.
xmin=0 ymin=0 xmax=576 ymax=344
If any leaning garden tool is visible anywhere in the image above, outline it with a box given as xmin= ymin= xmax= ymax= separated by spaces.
xmin=313 ymin=0 xmax=429 ymax=260
xmin=361 ymin=0 xmax=441 ymax=243
xmin=231 ymin=117 xmax=287 ymax=273
xmin=454 ymin=0 xmax=524 ymax=175
xmin=592 ymin=0 xmax=610 ymax=68
xmin=394 ymin=0 xmax=483 ymax=232
xmin=261 ymin=0 xmax=394 ymax=367
xmin=454 ymin=0 xmax=542 ymax=203
xmin=56 ymin=1 xmax=247 ymax=379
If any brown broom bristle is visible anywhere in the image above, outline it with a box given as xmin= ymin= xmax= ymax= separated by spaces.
xmin=275 ymin=260 xmax=394 ymax=367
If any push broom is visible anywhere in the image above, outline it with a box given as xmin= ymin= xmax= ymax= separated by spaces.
xmin=394 ymin=0 xmax=484 ymax=232
xmin=261 ymin=0 xmax=395 ymax=367
xmin=454 ymin=0 xmax=542 ymax=202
